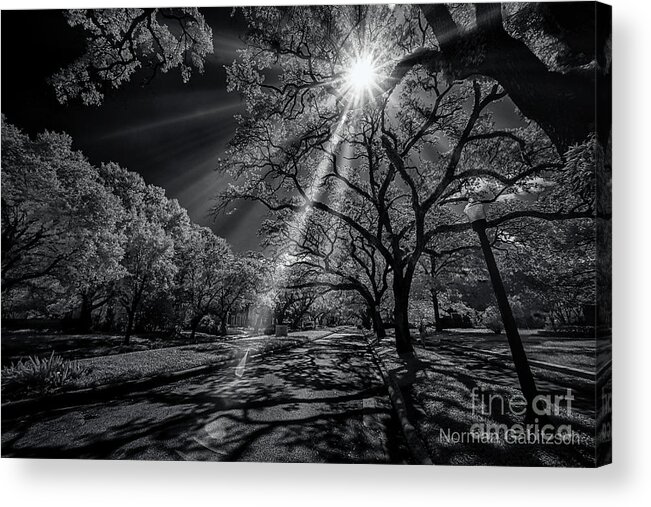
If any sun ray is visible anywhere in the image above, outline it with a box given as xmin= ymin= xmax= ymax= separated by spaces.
xmin=246 ymin=11 xmax=398 ymax=330
xmin=98 ymin=102 xmax=242 ymax=140
xmin=248 ymin=106 xmax=352 ymax=331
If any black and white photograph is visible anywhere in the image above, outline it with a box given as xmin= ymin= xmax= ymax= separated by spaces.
xmin=1 ymin=2 xmax=612 ymax=470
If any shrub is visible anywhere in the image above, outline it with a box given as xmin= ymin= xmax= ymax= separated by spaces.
xmin=2 ymin=352 xmax=89 ymax=397
xmin=482 ymin=306 xmax=503 ymax=334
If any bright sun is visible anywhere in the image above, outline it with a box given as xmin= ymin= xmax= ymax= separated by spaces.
xmin=348 ymin=56 xmax=376 ymax=89
xmin=345 ymin=54 xmax=379 ymax=100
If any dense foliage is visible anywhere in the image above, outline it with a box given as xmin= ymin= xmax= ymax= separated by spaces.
xmin=1 ymin=118 xmax=268 ymax=343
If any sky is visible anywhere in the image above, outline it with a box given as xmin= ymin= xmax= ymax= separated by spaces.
xmin=1 ymin=8 xmax=268 ymax=252
xmin=1 ymin=8 xmax=523 ymax=252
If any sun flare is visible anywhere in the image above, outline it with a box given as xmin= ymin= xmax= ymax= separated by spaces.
xmin=348 ymin=55 xmax=377 ymax=91
xmin=343 ymin=53 xmax=382 ymax=104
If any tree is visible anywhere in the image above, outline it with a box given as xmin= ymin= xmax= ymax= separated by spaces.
xmin=263 ymin=205 xmax=392 ymax=338
xmin=278 ymin=285 xmax=321 ymax=330
xmin=51 ymin=5 xmax=610 ymax=154
xmin=420 ymin=243 xmax=483 ymax=332
xmin=211 ymin=254 xmax=261 ymax=335
xmin=99 ymin=163 xmax=183 ymax=344
xmin=257 ymin=256 xmax=320 ymax=330
xmin=57 ymin=226 xmax=126 ymax=332
xmin=495 ymin=218 xmax=597 ymax=329
xmin=176 ymin=224 xmax=231 ymax=340
xmin=50 ymin=8 xmax=213 ymax=105
xmin=1 ymin=117 xmax=124 ymax=324
xmin=218 ymin=16 xmax=590 ymax=352
xmin=392 ymin=3 xmax=611 ymax=154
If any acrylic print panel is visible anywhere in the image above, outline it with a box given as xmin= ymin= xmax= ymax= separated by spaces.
xmin=1 ymin=3 xmax=611 ymax=466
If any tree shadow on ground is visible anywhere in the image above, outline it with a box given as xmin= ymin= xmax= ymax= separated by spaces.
xmin=2 ymin=333 xmax=411 ymax=463
xmin=395 ymin=345 xmax=597 ymax=467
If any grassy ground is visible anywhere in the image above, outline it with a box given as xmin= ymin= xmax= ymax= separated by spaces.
xmin=432 ymin=328 xmax=609 ymax=371
xmin=373 ymin=331 xmax=599 ymax=466
xmin=0 ymin=329 xmax=248 ymax=366
xmin=407 ymin=351 xmax=596 ymax=466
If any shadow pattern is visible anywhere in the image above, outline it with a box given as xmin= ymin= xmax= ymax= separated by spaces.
xmin=2 ymin=331 xmax=411 ymax=464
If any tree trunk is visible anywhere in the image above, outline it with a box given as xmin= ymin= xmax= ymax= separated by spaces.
xmin=190 ymin=315 xmax=202 ymax=342
xmin=472 ymin=219 xmax=538 ymax=412
xmin=371 ymin=308 xmax=386 ymax=339
xmin=431 ymin=289 xmax=444 ymax=332
xmin=78 ymin=294 xmax=93 ymax=333
xmin=124 ymin=311 xmax=134 ymax=345
xmin=103 ymin=304 xmax=115 ymax=332
xmin=392 ymin=278 xmax=414 ymax=355
xmin=255 ymin=313 xmax=265 ymax=331
xmin=244 ymin=305 xmax=251 ymax=327
xmin=419 ymin=3 xmax=611 ymax=154
xmin=220 ymin=317 xmax=228 ymax=336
